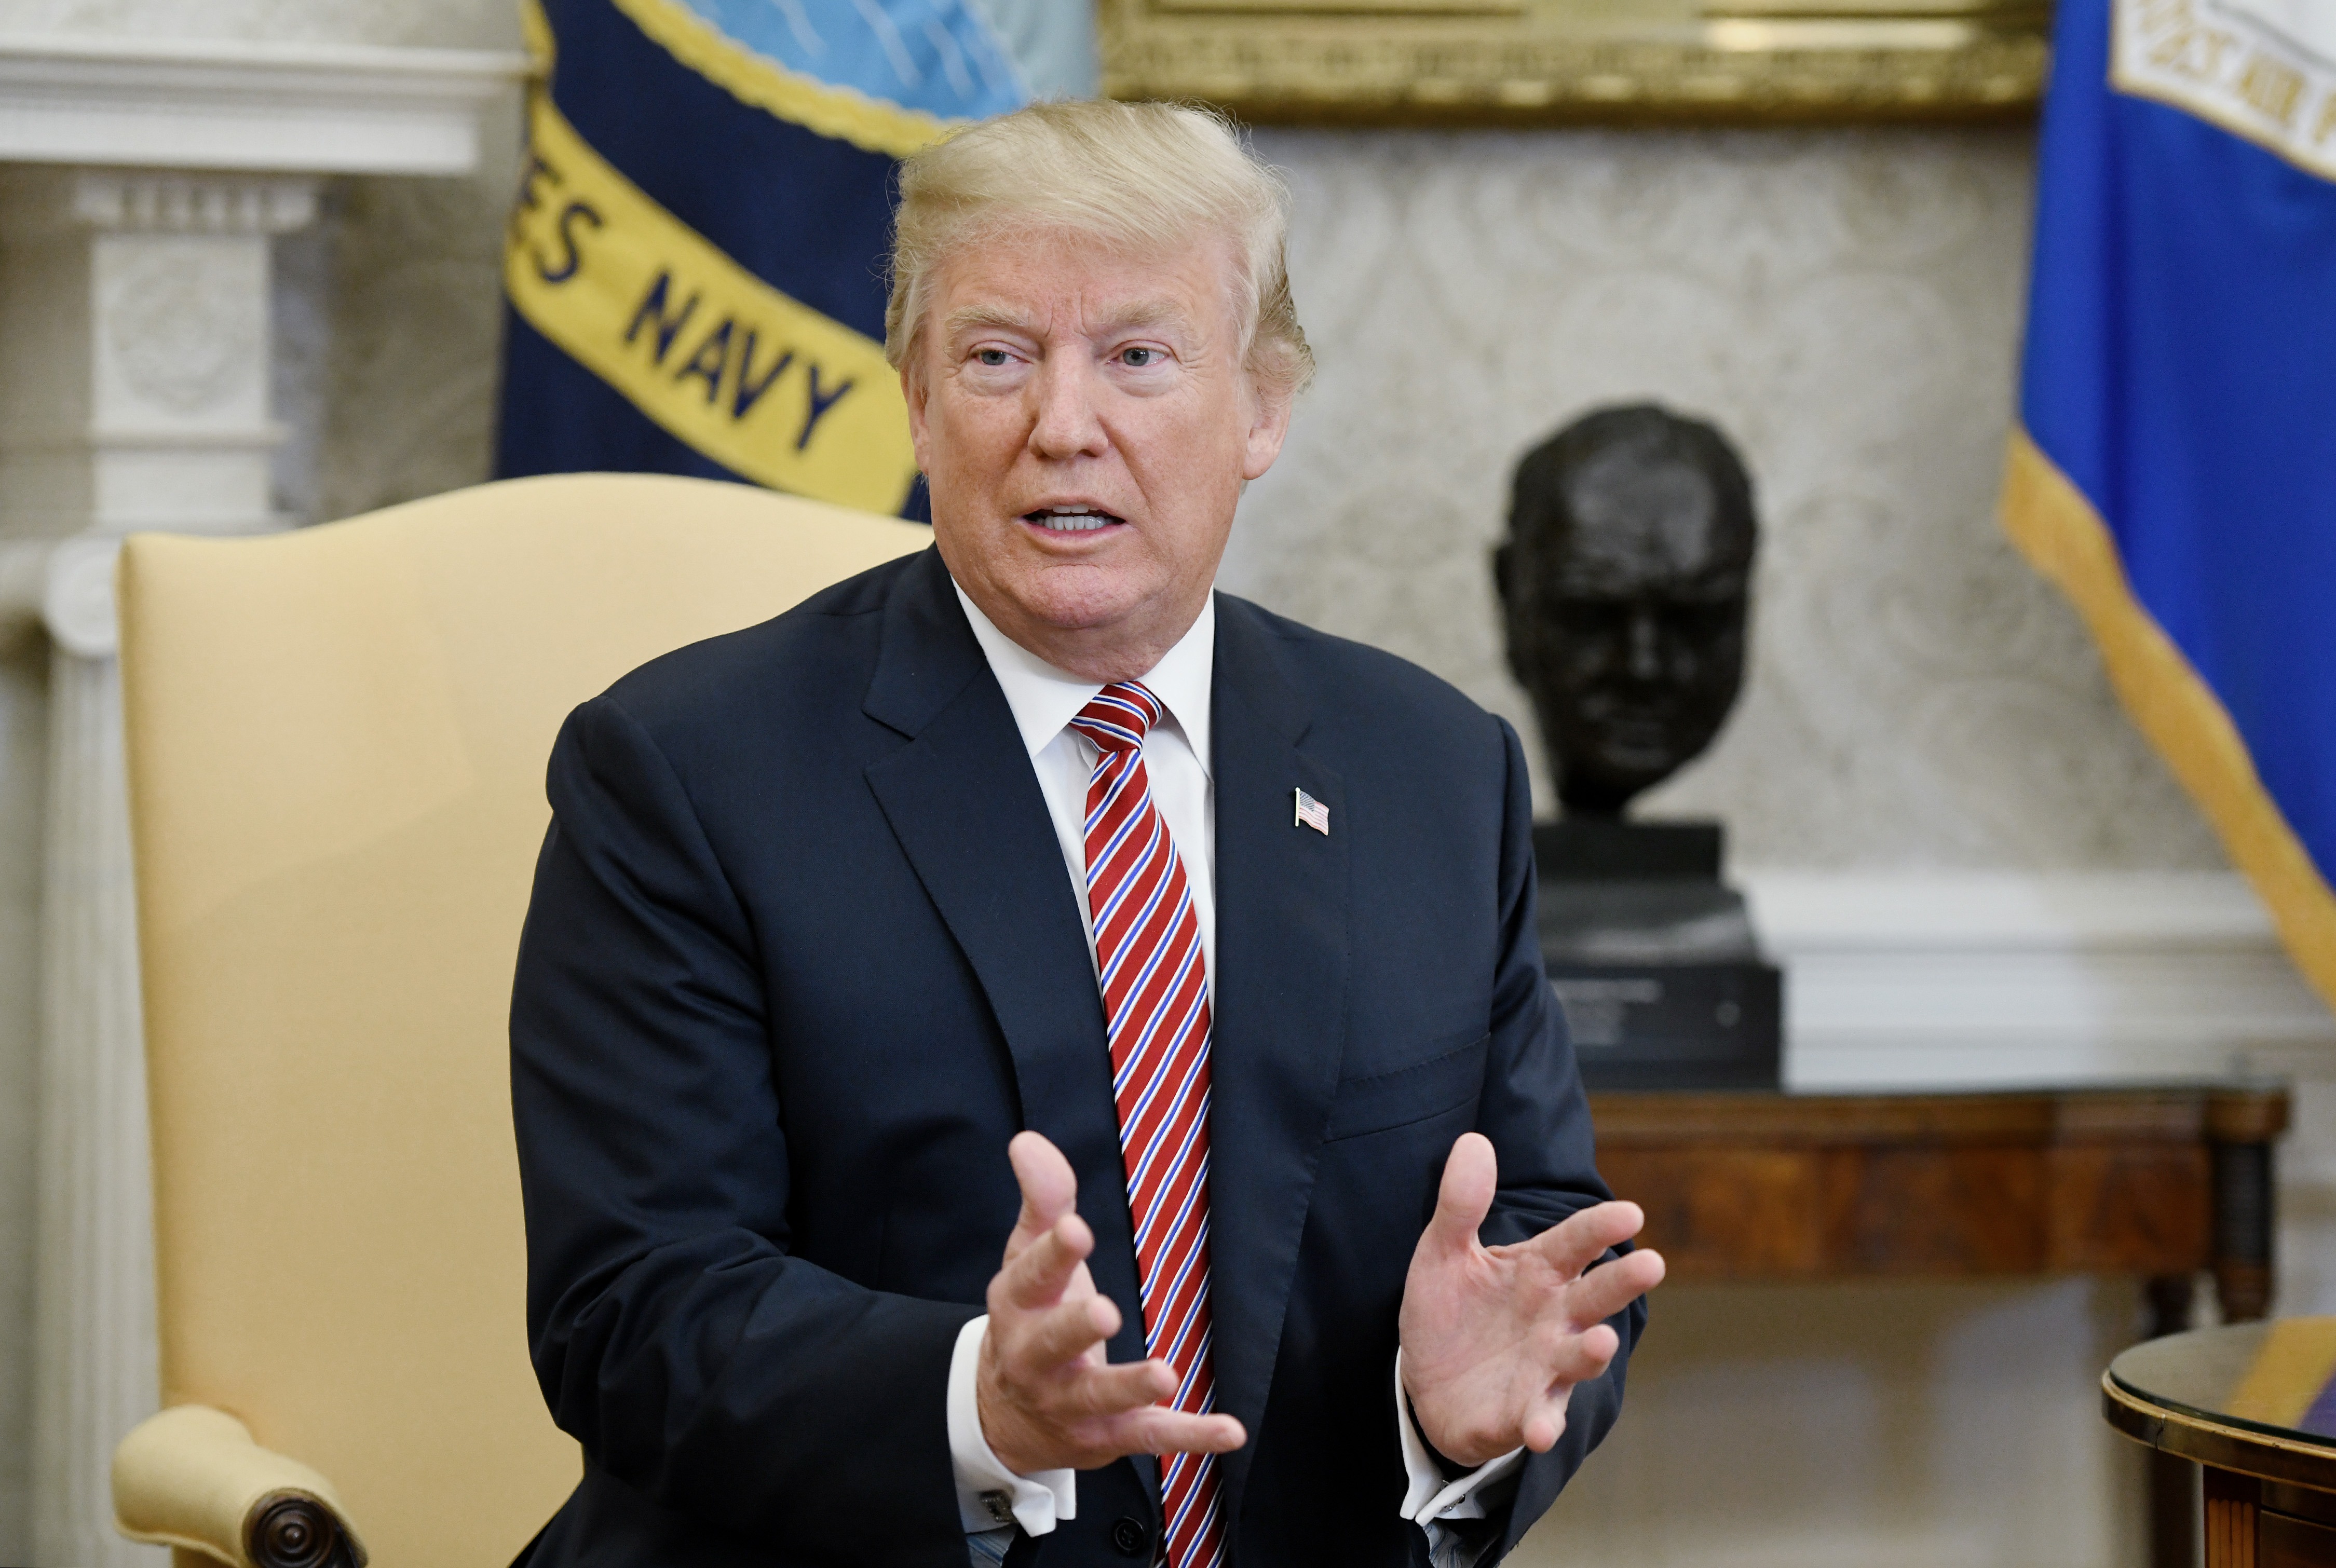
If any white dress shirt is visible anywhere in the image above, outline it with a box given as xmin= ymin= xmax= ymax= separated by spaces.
xmin=945 ymin=581 xmax=1523 ymax=1550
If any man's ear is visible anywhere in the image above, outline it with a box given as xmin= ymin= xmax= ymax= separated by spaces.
xmin=1241 ymin=378 xmax=1295 ymax=482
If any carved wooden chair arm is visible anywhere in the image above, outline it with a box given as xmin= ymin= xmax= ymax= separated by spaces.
xmin=113 ymin=1405 xmax=369 ymax=1568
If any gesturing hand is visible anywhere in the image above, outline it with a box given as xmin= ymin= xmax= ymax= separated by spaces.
xmin=1399 ymin=1132 xmax=1665 ymax=1468
xmin=976 ymin=1131 xmax=1247 ymax=1476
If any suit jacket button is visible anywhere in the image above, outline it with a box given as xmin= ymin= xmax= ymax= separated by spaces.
xmin=1110 ymin=1517 xmax=1151 ymax=1557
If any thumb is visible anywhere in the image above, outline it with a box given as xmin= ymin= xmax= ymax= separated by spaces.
xmin=1423 ymin=1132 xmax=1497 ymax=1261
xmin=1004 ymin=1129 xmax=1078 ymax=1260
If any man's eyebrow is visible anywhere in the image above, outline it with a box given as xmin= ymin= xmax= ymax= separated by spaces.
xmin=941 ymin=300 xmax=1196 ymax=339
xmin=1106 ymin=301 xmax=1192 ymax=334
xmin=943 ymin=304 xmax=1041 ymax=338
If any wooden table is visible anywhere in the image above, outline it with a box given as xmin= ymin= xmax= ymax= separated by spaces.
xmin=2106 ymin=1320 xmax=2336 ymax=1566
xmin=1591 ymin=1084 xmax=2291 ymax=1566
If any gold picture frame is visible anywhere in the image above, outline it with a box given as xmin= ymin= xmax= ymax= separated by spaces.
xmin=1098 ymin=0 xmax=2053 ymax=124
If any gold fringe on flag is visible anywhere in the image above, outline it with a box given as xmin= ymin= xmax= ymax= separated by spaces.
xmin=2000 ymin=427 xmax=2336 ymax=1012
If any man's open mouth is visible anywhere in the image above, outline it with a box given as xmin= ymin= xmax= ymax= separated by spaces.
xmin=1024 ymin=506 xmax=1124 ymax=533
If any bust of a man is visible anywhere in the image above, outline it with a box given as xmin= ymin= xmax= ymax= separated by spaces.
xmin=1494 ymin=404 xmax=1757 ymax=817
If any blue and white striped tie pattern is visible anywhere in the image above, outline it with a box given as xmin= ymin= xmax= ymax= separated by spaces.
xmin=1070 ymin=683 xmax=1224 ymax=1568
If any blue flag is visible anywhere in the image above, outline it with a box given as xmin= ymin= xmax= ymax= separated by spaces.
xmin=496 ymin=0 xmax=1030 ymax=517
xmin=2003 ymin=0 xmax=2336 ymax=1007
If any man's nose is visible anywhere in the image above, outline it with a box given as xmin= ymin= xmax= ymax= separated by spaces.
xmin=1028 ymin=358 xmax=1108 ymax=459
xmin=1626 ymin=607 xmax=1664 ymax=682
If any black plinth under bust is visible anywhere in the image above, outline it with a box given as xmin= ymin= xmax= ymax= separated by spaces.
xmin=1536 ymin=819 xmax=1782 ymax=1092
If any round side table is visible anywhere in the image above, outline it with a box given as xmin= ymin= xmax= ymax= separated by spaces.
xmin=2107 ymin=1319 xmax=2336 ymax=1566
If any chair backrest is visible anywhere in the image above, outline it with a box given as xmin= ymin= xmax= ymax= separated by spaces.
xmin=119 ymin=473 xmax=929 ymax=1564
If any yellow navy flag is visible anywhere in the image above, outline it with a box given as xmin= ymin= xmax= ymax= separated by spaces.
xmin=497 ymin=0 xmax=1031 ymax=518
xmin=2002 ymin=0 xmax=2336 ymax=1006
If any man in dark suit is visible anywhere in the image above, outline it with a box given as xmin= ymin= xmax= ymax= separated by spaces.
xmin=510 ymin=99 xmax=1661 ymax=1568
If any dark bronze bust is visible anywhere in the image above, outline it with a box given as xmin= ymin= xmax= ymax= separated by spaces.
xmin=1495 ymin=405 xmax=1779 ymax=1089
xmin=1494 ymin=403 xmax=1758 ymax=817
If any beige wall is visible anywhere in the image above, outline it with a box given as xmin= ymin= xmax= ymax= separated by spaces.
xmin=1526 ymin=1279 xmax=2147 ymax=1568
xmin=1235 ymin=124 xmax=2220 ymax=872
xmin=298 ymin=121 xmax=524 ymax=525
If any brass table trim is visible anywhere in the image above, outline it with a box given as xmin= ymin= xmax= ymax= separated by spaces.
xmin=2103 ymin=1372 xmax=2336 ymax=1495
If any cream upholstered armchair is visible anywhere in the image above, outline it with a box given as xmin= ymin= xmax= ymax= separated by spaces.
xmin=111 ymin=474 xmax=927 ymax=1567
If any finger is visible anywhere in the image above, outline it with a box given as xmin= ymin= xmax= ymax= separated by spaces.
xmin=1112 ymin=1408 xmax=1248 ymax=1456
xmin=1058 ymin=1357 xmax=1180 ymax=1417
xmin=1008 ymin=1291 xmax=1121 ymax=1373
xmin=1517 ymin=1200 xmax=1646 ymax=1277
xmin=1563 ymin=1247 xmax=1665 ymax=1327
xmin=1421 ymin=1133 xmax=1498 ymax=1262
xmin=994 ymin=1211 xmax=1096 ymax=1313
xmin=1004 ymin=1131 xmax=1079 ymax=1261
xmin=1540 ymin=1319 xmax=1620 ymax=1389
xmin=1519 ymin=1371 xmax=1589 ymax=1455
xmin=1518 ymin=1399 xmax=1568 ymax=1453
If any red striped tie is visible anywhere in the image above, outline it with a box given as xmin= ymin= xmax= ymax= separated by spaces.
xmin=1070 ymin=683 xmax=1224 ymax=1568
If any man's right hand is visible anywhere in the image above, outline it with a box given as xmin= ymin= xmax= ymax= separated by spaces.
xmin=976 ymin=1130 xmax=1247 ymax=1475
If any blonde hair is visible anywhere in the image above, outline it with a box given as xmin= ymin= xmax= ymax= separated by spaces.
xmin=885 ymin=99 xmax=1313 ymax=397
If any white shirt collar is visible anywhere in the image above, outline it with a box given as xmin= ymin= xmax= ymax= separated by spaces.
xmin=952 ymin=579 xmax=1215 ymax=776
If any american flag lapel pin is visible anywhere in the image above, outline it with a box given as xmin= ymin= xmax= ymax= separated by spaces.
xmin=1293 ymin=787 xmax=1330 ymax=836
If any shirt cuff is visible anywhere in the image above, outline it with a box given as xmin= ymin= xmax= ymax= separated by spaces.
xmin=1393 ymin=1350 xmax=1527 ymax=1525
xmin=948 ymin=1314 xmax=1077 ymax=1536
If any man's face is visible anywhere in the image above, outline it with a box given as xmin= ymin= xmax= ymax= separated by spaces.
xmin=905 ymin=229 xmax=1291 ymax=680
xmin=1501 ymin=447 xmax=1751 ymax=815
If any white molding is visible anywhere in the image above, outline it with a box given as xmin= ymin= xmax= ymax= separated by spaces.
xmin=29 ymin=645 xmax=151 ymax=1568
xmin=1740 ymin=870 xmax=2336 ymax=1089
xmin=0 ymin=35 xmax=526 ymax=176
xmin=71 ymin=169 xmax=317 ymax=234
xmin=42 ymin=536 xmax=118 ymax=657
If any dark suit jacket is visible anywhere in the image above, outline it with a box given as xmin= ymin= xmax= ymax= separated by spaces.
xmin=510 ymin=546 xmax=1641 ymax=1567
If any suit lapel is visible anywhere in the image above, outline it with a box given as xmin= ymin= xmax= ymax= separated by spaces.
xmin=1204 ymin=596 xmax=1350 ymax=1531
xmin=863 ymin=562 xmax=1346 ymax=1528
xmin=861 ymin=550 xmax=1156 ymax=1394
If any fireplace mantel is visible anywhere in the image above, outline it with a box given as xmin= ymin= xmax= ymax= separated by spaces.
xmin=0 ymin=33 xmax=520 ymax=173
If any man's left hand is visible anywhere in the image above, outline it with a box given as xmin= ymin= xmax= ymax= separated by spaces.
xmin=1398 ymin=1132 xmax=1666 ymax=1467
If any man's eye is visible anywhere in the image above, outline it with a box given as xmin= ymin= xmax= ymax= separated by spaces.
xmin=1121 ymin=347 xmax=1159 ymax=367
xmin=974 ymin=349 xmax=1009 ymax=367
